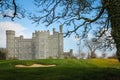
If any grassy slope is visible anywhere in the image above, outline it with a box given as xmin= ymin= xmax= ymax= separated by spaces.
xmin=0 ymin=59 xmax=120 ymax=80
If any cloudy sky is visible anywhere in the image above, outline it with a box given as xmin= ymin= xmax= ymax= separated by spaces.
xmin=0 ymin=21 xmax=26 ymax=47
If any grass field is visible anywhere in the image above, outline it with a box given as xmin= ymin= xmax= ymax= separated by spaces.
xmin=0 ymin=59 xmax=120 ymax=80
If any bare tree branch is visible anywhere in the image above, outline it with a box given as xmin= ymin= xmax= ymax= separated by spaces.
xmin=0 ymin=0 xmax=25 ymax=20
xmin=30 ymin=0 xmax=111 ymax=40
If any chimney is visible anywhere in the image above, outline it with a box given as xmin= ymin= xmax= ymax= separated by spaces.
xmin=53 ymin=28 xmax=56 ymax=34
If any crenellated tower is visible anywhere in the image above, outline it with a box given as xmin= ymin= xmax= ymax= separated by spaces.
xmin=58 ymin=25 xmax=64 ymax=58
xmin=32 ymin=30 xmax=50 ymax=59
xmin=6 ymin=30 xmax=15 ymax=59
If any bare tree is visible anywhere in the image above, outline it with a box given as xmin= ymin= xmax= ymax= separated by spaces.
xmin=108 ymin=53 xmax=117 ymax=59
xmin=0 ymin=48 xmax=7 ymax=60
xmin=84 ymin=38 xmax=102 ymax=58
xmin=0 ymin=0 xmax=120 ymax=61
xmin=101 ymin=53 xmax=107 ymax=58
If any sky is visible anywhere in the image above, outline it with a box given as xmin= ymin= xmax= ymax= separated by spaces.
xmin=0 ymin=0 xmax=115 ymax=57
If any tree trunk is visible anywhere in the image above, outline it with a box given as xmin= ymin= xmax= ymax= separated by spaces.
xmin=91 ymin=51 xmax=96 ymax=58
xmin=107 ymin=0 xmax=120 ymax=61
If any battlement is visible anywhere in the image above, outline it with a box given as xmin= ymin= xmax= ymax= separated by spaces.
xmin=34 ymin=30 xmax=50 ymax=35
xmin=34 ymin=30 xmax=50 ymax=33
xmin=6 ymin=30 xmax=15 ymax=35
xmin=32 ymin=30 xmax=50 ymax=38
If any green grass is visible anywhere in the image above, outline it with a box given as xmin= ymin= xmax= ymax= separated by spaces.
xmin=0 ymin=59 xmax=120 ymax=80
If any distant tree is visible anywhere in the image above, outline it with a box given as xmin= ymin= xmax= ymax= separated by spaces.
xmin=101 ymin=53 xmax=107 ymax=58
xmin=0 ymin=48 xmax=7 ymax=60
xmin=84 ymin=38 xmax=102 ymax=58
xmin=108 ymin=53 xmax=117 ymax=59
xmin=0 ymin=0 xmax=120 ymax=61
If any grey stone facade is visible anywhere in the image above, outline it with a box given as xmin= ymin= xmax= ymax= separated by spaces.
xmin=6 ymin=26 xmax=64 ymax=60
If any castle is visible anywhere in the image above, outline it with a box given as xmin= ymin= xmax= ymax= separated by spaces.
xmin=6 ymin=26 xmax=64 ymax=60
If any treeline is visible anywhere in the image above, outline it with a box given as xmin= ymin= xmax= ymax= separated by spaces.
xmin=0 ymin=48 xmax=7 ymax=60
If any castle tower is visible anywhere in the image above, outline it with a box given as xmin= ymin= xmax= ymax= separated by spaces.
xmin=6 ymin=30 xmax=15 ymax=59
xmin=34 ymin=31 xmax=50 ymax=59
xmin=59 ymin=25 xmax=63 ymax=33
xmin=58 ymin=25 xmax=64 ymax=58
xmin=31 ymin=32 xmax=36 ymax=59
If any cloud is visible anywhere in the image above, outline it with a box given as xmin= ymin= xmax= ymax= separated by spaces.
xmin=0 ymin=9 xmax=13 ymax=18
xmin=5 ymin=9 xmax=14 ymax=17
xmin=87 ymin=33 xmax=94 ymax=40
xmin=0 ymin=21 xmax=27 ymax=48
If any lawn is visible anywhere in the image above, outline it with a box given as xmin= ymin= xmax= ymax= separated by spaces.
xmin=0 ymin=59 xmax=120 ymax=80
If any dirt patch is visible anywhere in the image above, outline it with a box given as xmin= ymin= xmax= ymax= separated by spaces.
xmin=15 ymin=64 xmax=56 ymax=68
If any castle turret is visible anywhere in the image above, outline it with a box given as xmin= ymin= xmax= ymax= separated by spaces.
xmin=53 ymin=28 xmax=56 ymax=34
xmin=58 ymin=25 xmax=64 ymax=58
xmin=59 ymin=25 xmax=63 ymax=33
xmin=20 ymin=35 xmax=23 ymax=40
xmin=6 ymin=30 xmax=15 ymax=59
xmin=33 ymin=30 xmax=50 ymax=59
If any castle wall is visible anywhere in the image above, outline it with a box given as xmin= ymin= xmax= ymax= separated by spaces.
xmin=18 ymin=39 xmax=32 ymax=60
xmin=14 ymin=37 xmax=20 ymax=59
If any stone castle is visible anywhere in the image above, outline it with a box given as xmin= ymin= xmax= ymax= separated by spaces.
xmin=6 ymin=26 xmax=65 ymax=60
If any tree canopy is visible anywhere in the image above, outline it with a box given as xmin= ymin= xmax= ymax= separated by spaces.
xmin=30 ymin=0 xmax=109 ymax=37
